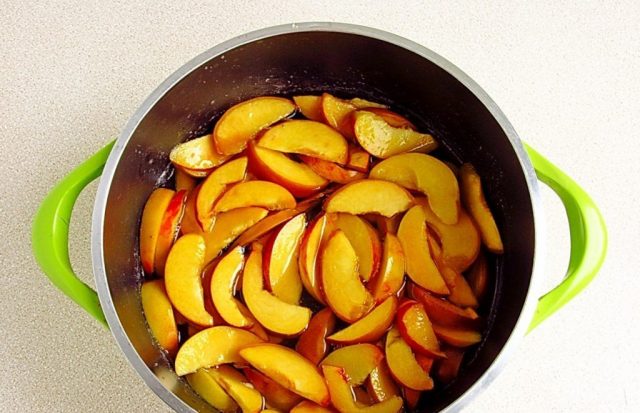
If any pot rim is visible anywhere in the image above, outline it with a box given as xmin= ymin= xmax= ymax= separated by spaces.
xmin=91 ymin=22 xmax=546 ymax=413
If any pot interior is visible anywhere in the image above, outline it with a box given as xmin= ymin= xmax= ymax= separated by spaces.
xmin=102 ymin=29 xmax=535 ymax=412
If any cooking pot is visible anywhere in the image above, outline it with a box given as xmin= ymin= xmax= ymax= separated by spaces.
xmin=32 ymin=22 xmax=607 ymax=412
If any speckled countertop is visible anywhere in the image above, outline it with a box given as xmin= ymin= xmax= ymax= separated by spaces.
xmin=1 ymin=1 xmax=639 ymax=412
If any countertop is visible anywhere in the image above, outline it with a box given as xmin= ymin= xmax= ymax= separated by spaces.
xmin=1 ymin=1 xmax=639 ymax=412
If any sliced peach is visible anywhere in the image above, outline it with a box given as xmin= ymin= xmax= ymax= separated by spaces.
xmin=403 ymin=387 xmax=421 ymax=411
xmin=154 ymin=189 xmax=187 ymax=275
xmin=239 ymin=343 xmax=330 ymax=406
xmin=332 ymin=213 xmax=381 ymax=283
xmin=293 ymin=95 xmax=324 ymax=122
xmin=397 ymin=206 xmax=449 ymax=295
xmin=186 ymin=368 xmax=239 ymax=413
xmin=175 ymin=168 xmax=197 ymax=192
xmin=432 ymin=324 xmax=482 ymax=348
xmin=368 ymin=234 xmax=405 ymax=303
xmin=367 ymin=362 xmax=400 ymax=403
xmin=178 ymin=165 xmax=214 ymax=178
xmin=298 ymin=214 xmax=330 ymax=304
xmin=174 ymin=326 xmax=263 ymax=376
xmin=327 ymin=296 xmax=397 ymax=344
xmin=460 ymin=163 xmax=504 ymax=253
xmin=248 ymin=143 xmax=328 ymax=197
xmin=321 ymin=93 xmax=358 ymax=138
xmin=349 ymin=97 xmax=387 ymax=109
xmin=361 ymin=107 xmax=416 ymax=129
xmin=322 ymin=365 xmax=403 ymax=413
xmin=213 ymin=180 xmax=296 ymax=213
xmin=209 ymin=365 xmax=264 ymax=413
xmin=244 ymin=368 xmax=302 ymax=411
xmin=353 ymin=111 xmax=437 ymax=159
xmin=346 ymin=146 xmax=371 ymax=173
xmin=210 ymin=247 xmax=254 ymax=328
xmin=296 ymin=308 xmax=336 ymax=365
xmin=385 ymin=327 xmax=434 ymax=391
xmin=258 ymin=120 xmax=348 ymax=164
xmin=164 ymin=234 xmax=212 ymax=326
xmin=180 ymin=185 xmax=203 ymax=235
xmin=291 ymin=400 xmax=335 ymax=413
xmin=263 ymin=214 xmax=305 ymax=304
xmin=140 ymin=280 xmax=178 ymax=355
xmin=213 ymin=97 xmax=296 ymax=156
xmin=321 ymin=344 xmax=383 ymax=385
xmin=170 ymin=134 xmax=230 ymax=170
xmin=300 ymin=155 xmax=365 ymax=184
xmin=396 ymin=300 xmax=444 ymax=358
xmin=415 ymin=353 xmax=435 ymax=375
xmin=140 ymin=188 xmax=175 ymax=274
xmin=466 ymin=252 xmax=489 ymax=301
xmin=320 ymin=230 xmax=374 ymax=322
xmin=370 ymin=153 xmax=459 ymax=224
xmin=445 ymin=268 xmax=479 ymax=309
xmin=408 ymin=284 xmax=480 ymax=329
xmin=203 ymin=207 xmax=268 ymax=263
xmin=435 ymin=347 xmax=465 ymax=383
xmin=243 ymin=248 xmax=311 ymax=336
xmin=324 ymin=180 xmax=414 ymax=218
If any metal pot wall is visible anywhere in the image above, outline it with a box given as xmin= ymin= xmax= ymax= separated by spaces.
xmin=32 ymin=23 xmax=607 ymax=412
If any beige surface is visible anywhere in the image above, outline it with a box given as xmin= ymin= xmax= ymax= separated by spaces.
xmin=1 ymin=1 xmax=639 ymax=412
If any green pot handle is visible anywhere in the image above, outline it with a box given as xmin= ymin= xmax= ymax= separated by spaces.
xmin=32 ymin=141 xmax=115 ymax=327
xmin=525 ymin=143 xmax=607 ymax=332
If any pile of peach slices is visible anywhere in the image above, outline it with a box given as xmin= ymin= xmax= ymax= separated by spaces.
xmin=139 ymin=93 xmax=504 ymax=412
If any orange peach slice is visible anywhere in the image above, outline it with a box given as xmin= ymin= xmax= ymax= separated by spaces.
xmin=349 ymin=97 xmax=387 ymax=109
xmin=140 ymin=280 xmax=178 ymax=355
xmin=321 ymin=93 xmax=358 ymax=138
xmin=209 ymin=365 xmax=265 ymax=413
xmin=203 ymin=207 xmax=268 ymax=264
xmin=295 ymin=307 xmax=336 ymax=365
xmin=321 ymin=344 xmax=384 ymax=385
xmin=408 ymin=284 xmax=480 ymax=329
xmin=445 ymin=268 xmax=479 ymax=309
xmin=291 ymin=400 xmax=335 ymax=412
xmin=175 ymin=168 xmax=197 ymax=192
xmin=243 ymin=248 xmax=311 ymax=336
xmin=213 ymin=97 xmax=296 ymax=156
xmin=332 ymin=213 xmax=381 ymax=283
xmin=385 ymin=327 xmax=434 ymax=391
xmin=346 ymin=146 xmax=371 ymax=173
xmin=244 ymin=368 xmax=302 ymax=411
xmin=370 ymin=153 xmax=459 ymax=224
xmin=170 ymin=134 xmax=230 ymax=170
xmin=186 ymin=368 xmax=239 ymax=413
xmin=165 ymin=234 xmax=212 ymax=326
xmin=460 ymin=163 xmax=504 ymax=253
xmin=368 ymin=234 xmax=405 ymax=303
xmin=435 ymin=347 xmax=465 ymax=383
xmin=327 ymin=296 xmax=397 ymax=344
xmin=300 ymin=155 xmax=365 ymax=184
xmin=322 ymin=365 xmax=403 ymax=413
xmin=239 ymin=343 xmax=331 ymax=406
xmin=174 ymin=326 xmax=263 ymax=376
xmin=263 ymin=214 xmax=305 ymax=305
xmin=258 ymin=120 xmax=348 ymax=164
xmin=397 ymin=206 xmax=449 ymax=295
xmin=293 ymin=95 xmax=324 ymax=122
xmin=466 ymin=252 xmax=489 ymax=301
xmin=212 ymin=180 xmax=295 ymax=213
xmin=396 ymin=300 xmax=444 ymax=358
xmin=297 ymin=214 xmax=330 ymax=304
xmin=140 ymin=188 xmax=175 ymax=273
xmin=320 ymin=230 xmax=374 ymax=323
xmin=154 ymin=190 xmax=187 ymax=275
xmin=361 ymin=107 xmax=416 ymax=129
xmin=432 ymin=324 xmax=482 ymax=348
xmin=353 ymin=111 xmax=437 ymax=159
xmin=367 ymin=362 xmax=400 ymax=403
xmin=210 ymin=247 xmax=254 ymax=328
xmin=248 ymin=143 xmax=328 ymax=197
xmin=324 ymin=180 xmax=414 ymax=218
xmin=180 ymin=185 xmax=203 ymax=235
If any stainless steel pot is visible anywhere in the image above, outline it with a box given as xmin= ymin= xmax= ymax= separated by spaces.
xmin=32 ymin=22 xmax=607 ymax=412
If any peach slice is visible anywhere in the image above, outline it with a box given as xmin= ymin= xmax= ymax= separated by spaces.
xmin=140 ymin=188 xmax=175 ymax=274
xmin=322 ymin=365 xmax=403 ymax=413
xmin=296 ymin=308 xmax=336 ymax=365
xmin=368 ymin=234 xmax=405 ymax=303
xmin=154 ymin=190 xmax=187 ymax=275
xmin=178 ymin=166 xmax=214 ymax=178
xmin=180 ymin=185 xmax=203 ymax=235
xmin=320 ymin=230 xmax=374 ymax=323
xmin=196 ymin=157 xmax=248 ymax=230
xmin=210 ymin=247 xmax=254 ymax=328
xmin=353 ymin=111 xmax=437 ymax=159
xmin=324 ymin=180 xmax=414 ymax=218
xmin=435 ymin=347 xmax=465 ymax=383
xmin=300 ymin=155 xmax=365 ymax=184
xmin=321 ymin=93 xmax=358 ymax=138
xmin=320 ymin=344 xmax=384 ymax=385
xmin=298 ymin=214 xmax=331 ymax=304
xmin=396 ymin=300 xmax=444 ymax=358
xmin=175 ymin=168 xmax=197 ymax=192
xmin=466 ymin=252 xmax=489 ymax=301
xmin=397 ymin=206 xmax=449 ymax=295
xmin=327 ymin=296 xmax=397 ymax=344
xmin=165 ymin=234 xmax=212 ymax=326
xmin=209 ymin=365 xmax=265 ymax=413
xmin=213 ymin=97 xmax=296 ymax=156
xmin=170 ymin=134 xmax=230 ymax=170
xmin=367 ymin=362 xmax=400 ymax=403
xmin=346 ymin=146 xmax=371 ymax=173
xmin=174 ymin=326 xmax=263 ymax=376
xmin=244 ymin=368 xmax=302 ymax=411
xmin=403 ymin=387 xmax=421 ymax=411
xmin=243 ymin=248 xmax=311 ymax=336
xmin=332 ymin=213 xmax=381 ymax=283
xmin=186 ymin=368 xmax=239 ymax=413
xmin=214 ymin=180 xmax=296 ymax=213
xmin=258 ymin=120 xmax=348 ymax=164
xmin=445 ymin=268 xmax=479 ymax=309
xmin=203 ymin=207 xmax=268 ymax=264
xmin=361 ymin=107 xmax=415 ymax=130
xmin=460 ymin=163 xmax=504 ymax=253
xmin=350 ymin=97 xmax=387 ymax=109
xmin=239 ymin=343 xmax=331 ymax=406
xmin=432 ymin=324 xmax=482 ymax=348
xmin=370 ymin=153 xmax=459 ymax=225
xmin=263 ymin=214 xmax=306 ymax=305
xmin=293 ymin=95 xmax=324 ymax=122
xmin=140 ymin=280 xmax=178 ymax=355
xmin=385 ymin=327 xmax=434 ymax=391
xmin=408 ymin=284 xmax=480 ymax=329
xmin=248 ymin=143 xmax=328 ymax=197
xmin=291 ymin=400 xmax=335 ymax=413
